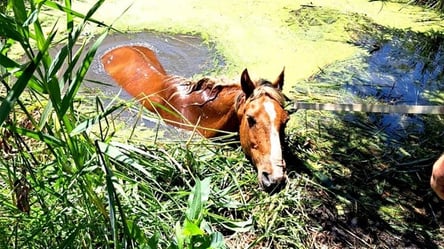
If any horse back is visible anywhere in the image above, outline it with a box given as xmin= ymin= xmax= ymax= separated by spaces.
xmin=101 ymin=46 xmax=167 ymax=99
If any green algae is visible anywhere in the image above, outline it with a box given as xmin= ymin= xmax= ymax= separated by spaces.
xmin=70 ymin=0 xmax=443 ymax=95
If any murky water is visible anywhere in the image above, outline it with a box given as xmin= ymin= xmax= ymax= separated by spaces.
xmin=81 ymin=25 xmax=443 ymax=141
xmin=298 ymin=29 xmax=444 ymax=140
xmin=344 ymin=31 xmax=444 ymax=105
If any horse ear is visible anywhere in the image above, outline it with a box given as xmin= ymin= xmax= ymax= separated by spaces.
xmin=272 ymin=67 xmax=285 ymax=90
xmin=241 ymin=68 xmax=255 ymax=97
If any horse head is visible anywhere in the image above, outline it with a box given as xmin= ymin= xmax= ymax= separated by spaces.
xmin=236 ymin=68 xmax=289 ymax=191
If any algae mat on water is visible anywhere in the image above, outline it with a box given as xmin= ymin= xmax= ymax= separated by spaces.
xmin=74 ymin=0 xmax=444 ymax=94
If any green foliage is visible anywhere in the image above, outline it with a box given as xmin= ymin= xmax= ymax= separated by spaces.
xmin=174 ymin=178 xmax=225 ymax=249
xmin=411 ymin=0 xmax=444 ymax=11
xmin=1 ymin=0 xmax=443 ymax=248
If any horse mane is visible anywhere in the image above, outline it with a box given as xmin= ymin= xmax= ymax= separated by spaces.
xmin=166 ymin=75 xmax=285 ymax=108
xmin=249 ymin=79 xmax=286 ymax=107
xmin=166 ymin=75 xmax=239 ymax=106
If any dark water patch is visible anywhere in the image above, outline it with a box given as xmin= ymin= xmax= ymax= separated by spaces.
xmin=344 ymin=31 xmax=444 ymax=105
xmin=295 ymin=29 xmax=444 ymax=142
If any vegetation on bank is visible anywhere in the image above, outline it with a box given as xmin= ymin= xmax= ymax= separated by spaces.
xmin=0 ymin=0 xmax=443 ymax=248
xmin=411 ymin=0 xmax=444 ymax=11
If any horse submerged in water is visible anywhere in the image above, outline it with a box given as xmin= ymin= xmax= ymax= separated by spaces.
xmin=101 ymin=46 xmax=289 ymax=190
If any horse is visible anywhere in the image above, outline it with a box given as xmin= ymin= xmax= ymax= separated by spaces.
xmin=101 ymin=46 xmax=289 ymax=190
xmin=431 ymin=153 xmax=444 ymax=199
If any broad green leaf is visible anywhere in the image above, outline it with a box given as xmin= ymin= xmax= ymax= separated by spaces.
xmin=182 ymin=219 xmax=204 ymax=237
xmin=0 ymin=53 xmax=19 ymax=68
xmin=186 ymin=177 xmax=211 ymax=224
xmin=60 ymin=31 xmax=108 ymax=117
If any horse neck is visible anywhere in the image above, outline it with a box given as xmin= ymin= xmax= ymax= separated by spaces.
xmin=102 ymin=46 xmax=171 ymax=98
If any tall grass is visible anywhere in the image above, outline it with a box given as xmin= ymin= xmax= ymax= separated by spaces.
xmin=0 ymin=0 xmax=118 ymax=247
xmin=2 ymin=0 xmax=442 ymax=248
xmin=0 ymin=1 xmax=291 ymax=248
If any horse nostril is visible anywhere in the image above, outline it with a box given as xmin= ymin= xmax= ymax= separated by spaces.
xmin=261 ymin=171 xmax=272 ymax=187
xmin=260 ymin=171 xmax=288 ymax=191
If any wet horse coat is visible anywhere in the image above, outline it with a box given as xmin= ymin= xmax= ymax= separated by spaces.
xmin=431 ymin=153 xmax=444 ymax=199
xmin=101 ymin=46 xmax=289 ymax=189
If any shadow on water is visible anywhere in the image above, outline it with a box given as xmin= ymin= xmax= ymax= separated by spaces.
xmin=288 ymin=7 xmax=444 ymax=248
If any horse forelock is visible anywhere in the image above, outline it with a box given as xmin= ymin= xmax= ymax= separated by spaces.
xmin=249 ymin=84 xmax=286 ymax=107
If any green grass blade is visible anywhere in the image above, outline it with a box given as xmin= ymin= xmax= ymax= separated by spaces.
xmin=47 ymin=45 xmax=69 ymax=79
xmin=70 ymin=103 xmax=124 ymax=136
xmin=97 ymin=141 xmax=154 ymax=179
xmin=0 ymin=13 xmax=21 ymax=42
xmin=0 ymin=53 xmax=19 ymax=69
xmin=6 ymin=125 xmax=64 ymax=147
xmin=0 ymin=62 xmax=38 ymax=126
xmin=43 ymin=0 xmax=109 ymax=29
xmin=186 ymin=177 xmax=211 ymax=222
xmin=0 ymin=30 xmax=55 ymax=126
xmin=64 ymin=0 xmax=73 ymax=34
xmin=11 ymin=0 xmax=27 ymax=26
xmin=59 ymin=31 xmax=107 ymax=117
xmin=83 ymin=0 xmax=105 ymax=21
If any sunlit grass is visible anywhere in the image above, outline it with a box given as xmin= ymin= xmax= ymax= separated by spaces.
xmin=1 ymin=0 xmax=444 ymax=248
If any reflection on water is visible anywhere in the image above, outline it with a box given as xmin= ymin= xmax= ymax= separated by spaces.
xmin=300 ymin=30 xmax=444 ymax=141
xmin=345 ymin=31 xmax=444 ymax=105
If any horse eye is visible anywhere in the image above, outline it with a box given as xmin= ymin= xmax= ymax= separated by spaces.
xmin=246 ymin=115 xmax=256 ymax=127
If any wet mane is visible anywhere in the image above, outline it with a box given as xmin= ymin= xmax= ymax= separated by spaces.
xmin=166 ymin=75 xmax=238 ymax=94
xmin=166 ymin=75 xmax=240 ymax=106
xmin=249 ymin=79 xmax=286 ymax=107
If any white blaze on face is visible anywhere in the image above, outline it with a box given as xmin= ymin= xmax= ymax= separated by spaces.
xmin=263 ymin=100 xmax=284 ymax=173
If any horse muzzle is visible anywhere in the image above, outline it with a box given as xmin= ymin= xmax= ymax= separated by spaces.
xmin=259 ymin=162 xmax=287 ymax=191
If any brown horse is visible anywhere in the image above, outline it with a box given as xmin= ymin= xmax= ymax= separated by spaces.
xmin=101 ymin=46 xmax=289 ymax=190
xmin=431 ymin=153 xmax=444 ymax=199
